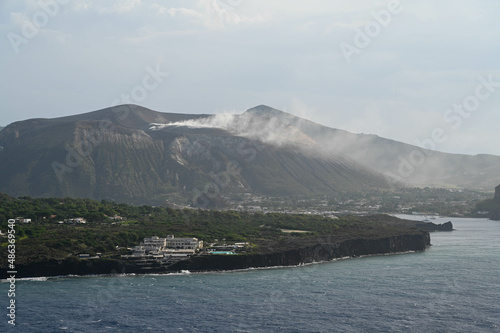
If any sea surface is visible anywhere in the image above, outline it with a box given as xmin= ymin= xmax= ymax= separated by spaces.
xmin=1 ymin=216 xmax=499 ymax=332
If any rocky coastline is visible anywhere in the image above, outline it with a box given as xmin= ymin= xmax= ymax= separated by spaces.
xmin=1 ymin=231 xmax=432 ymax=279
xmin=169 ymin=232 xmax=431 ymax=273
xmin=414 ymin=221 xmax=453 ymax=232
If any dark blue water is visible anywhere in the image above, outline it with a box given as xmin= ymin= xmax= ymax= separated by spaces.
xmin=2 ymin=216 xmax=499 ymax=332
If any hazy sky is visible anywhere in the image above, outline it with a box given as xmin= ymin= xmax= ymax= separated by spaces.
xmin=1 ymin=0 xmax=499 ymax=155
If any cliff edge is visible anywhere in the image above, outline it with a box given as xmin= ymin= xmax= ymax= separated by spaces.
xmin=1 ymin=231 xmax=431 ymax=279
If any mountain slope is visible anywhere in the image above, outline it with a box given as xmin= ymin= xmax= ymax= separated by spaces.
xmin=0 ymin=105 xmax=390 ymax=206
xmin=1 ymin=104 xmax=499 ymax=206
xmin=244 ymin=105 xmax=500 ymax=190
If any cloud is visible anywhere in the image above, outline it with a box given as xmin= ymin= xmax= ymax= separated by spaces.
xmin=286 ymin=98 xmax=320 ymax=121
xmin=152 ymin=3 xmax=203 ymax=21
xmin=72 ymin=0 xmax=142 ymax=15
xmin=151 ymin=0 xmax=265 ymax=30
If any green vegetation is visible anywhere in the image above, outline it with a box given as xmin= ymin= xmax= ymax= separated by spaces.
xmin=0 ymin=193 xmax=149 ymax=223
xmin=0 ymin=193 xmax=421 ymax=268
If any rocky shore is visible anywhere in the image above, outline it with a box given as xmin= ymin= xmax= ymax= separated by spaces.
xmin=1 ymin=231 xmax=432 ymax=279
xmin=169 ymin=232 xmax=431 ymax=273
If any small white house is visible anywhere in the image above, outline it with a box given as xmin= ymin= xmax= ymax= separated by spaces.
xmin=66 ymin=217 xmax=87 ymax=224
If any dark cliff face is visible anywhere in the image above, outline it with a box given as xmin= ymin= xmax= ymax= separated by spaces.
xmin=475 ymin=184 xmax=500 ymax=220
xmin=5 ymin=258 xmax=133 ymax=278
xmin=170 ymin=233 xmax=430 ymax=272
xmin=494 ymin=185 xmax=500 ymax=201
xmin=490 ymin=186 xmax=500 ymax=220
xmin=0 ymin=232 xmax=430 ymax=279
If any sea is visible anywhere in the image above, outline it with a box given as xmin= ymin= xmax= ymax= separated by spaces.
xmin=1 ymin=216 xmax=499 ymax=333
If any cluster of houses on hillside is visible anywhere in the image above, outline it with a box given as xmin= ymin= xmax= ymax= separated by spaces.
xmin=11 ymin=214 xmax=126 ymax=225
xmin=65 ymin=217 xmax=87 ymax=224
xmin=77 ymin=235 xmax=250 ymax=269
xmin=13 ymin=217 xmax=32 ymax=223
xmin=122 ymin=235 xmax=204 ymax=265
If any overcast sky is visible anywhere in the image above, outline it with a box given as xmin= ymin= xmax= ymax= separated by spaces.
xmin=1 ymin=0 xmax=499 ymax=155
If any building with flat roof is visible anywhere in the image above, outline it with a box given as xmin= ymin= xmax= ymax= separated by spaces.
xmin=124 ymin=235 xmax=203 ymax=262
xmin=166 ymin=235 xmax=203 ymax=250
xmin=143 ymin=236 xmax=167 ymax=249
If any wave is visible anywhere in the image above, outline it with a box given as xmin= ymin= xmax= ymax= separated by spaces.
xmin=0 ymin=250 xmax=420 ymax=282
xmin=1 ymin=273 xmax=139 ymax=283
xmin=17 ymin=276 xmax=49 ymax=282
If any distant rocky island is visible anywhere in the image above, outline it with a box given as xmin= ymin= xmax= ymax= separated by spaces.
xmin=476 ymin=184 xmax=500 ymax=220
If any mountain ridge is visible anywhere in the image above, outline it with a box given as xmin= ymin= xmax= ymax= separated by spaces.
xmin=0 ymin=105 xmax=390 ymax=206
xmin=0 ymin=104 xmax=498 ymax=206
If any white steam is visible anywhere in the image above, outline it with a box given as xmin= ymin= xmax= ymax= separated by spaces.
xmin=149 ymin=113 xmax=317 ymax=148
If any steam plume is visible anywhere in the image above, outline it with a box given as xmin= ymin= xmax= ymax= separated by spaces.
xmin=149 ymin=112 xmax=317 ymax=148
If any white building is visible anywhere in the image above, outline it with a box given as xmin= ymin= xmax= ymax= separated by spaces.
xmin=125 ymin=235 xmax=203 ymax=260
xmin=143 ymin=236 xmax=167 ymax=250
xmin=66 ymin=217 xmax=87 ymax=224
xmin=166 ymin=235 xmax=203 ymax=250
